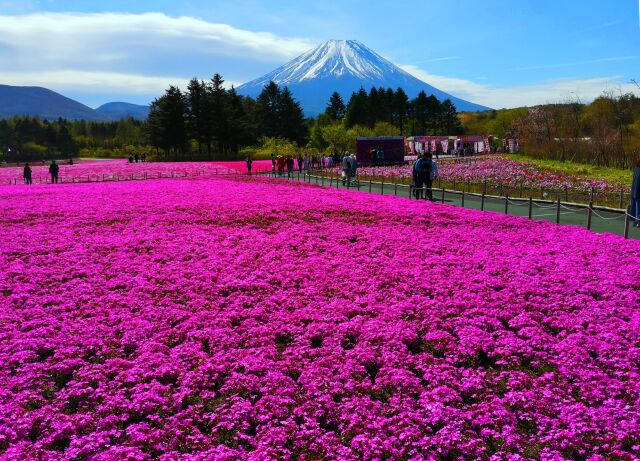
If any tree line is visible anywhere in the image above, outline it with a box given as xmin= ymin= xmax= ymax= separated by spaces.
xmin=309 ymin=88 xmax=463 ymax=155
xmin=462 ymin=92 xmax=640 ymax=168
xmin=147 ymin=75 xmax=307 ymax=160
xmin=0 ymin=117 xmax=147 ymax=162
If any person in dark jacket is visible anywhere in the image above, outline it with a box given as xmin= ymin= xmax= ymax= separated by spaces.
xmin=286 ymin=156 xmax=294 ymax=178
xmin=632 ymin=161 xmax=640 ymax=227
xmin=297 ymin=154 xmax=304 ymax=173
xmin=246 ymin=156 xmax=253 ymax=175
xmin=422 ymin=153 xmax=434 ymax=201
xmin=49 ymin=160 xmax=59 ymax=184
xmin=412 ymin=154 xmax=424 ymax=199
xmin=23 ymin=163 xmax=32 ymax=185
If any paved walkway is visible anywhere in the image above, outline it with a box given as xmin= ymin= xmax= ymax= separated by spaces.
xmin=258 ymin=170 xmax=640 ymax=240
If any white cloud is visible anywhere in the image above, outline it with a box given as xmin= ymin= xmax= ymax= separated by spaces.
xmin=0 ymin=12 xmax=312 ymax=101
xmin=0 ymin=70 xmax=208 ymax=95
xmin=0 ymin=12 xmax=314 ymax=64
xmin=400 ymin=64 xmax=638 ymax=108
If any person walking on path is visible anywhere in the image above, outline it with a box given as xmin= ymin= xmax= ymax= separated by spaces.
xmin=49 ymin=160 xmax=59 ymax=184
xmin=421 ymin=153 xmax=434 ymax=201
xmin=350 ymin=154 xmax=358 ymax=186
xmin=23 ymin=163 xmax=32 ymax=185
xmin=297 ymin=154 xmax=304 ymax=173
xmin=271 ymin=154 xmax=276 ymax=173
xmin=286 ymin=156 xmax=294 ymax=178
xmin=246 ymin=156 xmax=253 ymax=175
xmin=341 ymin=153 xmax=352 ymax=186
xmin=412 ymin=154 xmax=424 ymax=199
xmin=632 ymin=161 xmax=640 ymax=227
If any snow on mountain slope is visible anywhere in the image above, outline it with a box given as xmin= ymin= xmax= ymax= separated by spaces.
xmin=237 ymin=39 xmax=490 ymax=115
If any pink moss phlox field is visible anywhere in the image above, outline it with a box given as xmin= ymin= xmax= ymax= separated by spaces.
xmin=0 ymin=176 xmax=639 ymax=460
xmin=340 ymin=157 xmax=625 ymax=193
xmin=0 ymin=160 xmax=273 ymax=183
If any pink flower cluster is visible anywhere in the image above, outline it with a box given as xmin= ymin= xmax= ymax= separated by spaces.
xmin=338 ymin=158 xmax=625 ymax=194
xmin=438 ymin=159 xmax=623 ymax=193
xmin=0 ymin=176 xmax=639 ymax=460
xmin=0 ymin=160 xmax=273 ymax=184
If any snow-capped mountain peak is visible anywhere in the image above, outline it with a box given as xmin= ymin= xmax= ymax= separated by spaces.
xmin=246 ymin=40 xmax=405 ymax=85
xmin=236 ymin=39 xmax=490 ymax=115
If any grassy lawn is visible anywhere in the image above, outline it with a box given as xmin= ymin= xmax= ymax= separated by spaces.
xmin=509 ymin=154 xmax=633 ymax=186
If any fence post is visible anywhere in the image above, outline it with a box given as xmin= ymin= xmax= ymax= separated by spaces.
xmin=368 ymin=180 xmax=372 ymax=193
xmin=556 ymin=196 xmax=561 ymax=224
xmin=624 ymin=209 xmax=630 ymax=239
xmin=441 ymin=188 xmax=445 ymax=203
xmin=587 ymin=201 xmax=593 ymax=230
xmin=528 ymin=197 xmax=533 ymax=219
xmin=461 ymin=190 xmax=465 ymax=207
xmin=381 ymin=181 xmax=384 ymax=195
xmin=409 ymin=184 xmax=412 ymax=200
xmin=394 ymin=183 xmax=398 ymax=196
xmin=481 ymin=188 xmax=486 ymax=211
xmin=504 ymin=194 xmax=509 ymax=214
xmin=619 ymin=189 xmax=624 ymax=209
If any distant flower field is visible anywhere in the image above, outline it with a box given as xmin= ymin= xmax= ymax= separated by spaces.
xmin=336 ymin=157 xmax=627 ymax=194
xmin=0 ymin=160 xmax=274 ymax=184
xmin=0 ymin=176 xmax=638 ymax=460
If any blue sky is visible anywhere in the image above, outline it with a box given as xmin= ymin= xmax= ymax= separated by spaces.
xmin=0 ymin=0 xmax=638 ymax=108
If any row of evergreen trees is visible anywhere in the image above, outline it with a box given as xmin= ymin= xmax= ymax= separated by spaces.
xmin=0 ymin=116 xmax=148 ymax=161
xmin=324 ymin=88 xmax=462 ymax=135
xmin=0 ymin=118 xmax=77 ymax=161
xmin=147 ymin=75 xmax=307 ymax=159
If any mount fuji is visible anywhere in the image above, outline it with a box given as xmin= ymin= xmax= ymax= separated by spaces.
xmin=237 ymin=39 xmax=490 ymax=116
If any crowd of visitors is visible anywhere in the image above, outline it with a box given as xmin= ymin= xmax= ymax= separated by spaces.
xmin=128 ymin=153 xmax=147 ymax=163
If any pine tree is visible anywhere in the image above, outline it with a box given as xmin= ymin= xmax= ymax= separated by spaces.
xmin=411 ymin=91 xmax=429 ymax=135
xmin=344 ymin=88 xmax=368 ymax=128
xmin=392 ymin=88 xmax=409 ymax=135
xmin=186 ymin=78 xmax=209 ymax=155
xmin=425 ymin=95 xmax=444 ymax=134
xmin=441 ymin=99 xmax=462 ymax=134
xmin=148 ymin=85 xmax=188 ymax=158
xmin=325 ymin=92 xmax=346 ymax=121
xmin=209 ymin=73 xmax=229 ymax=156
xmin=278 ymin=87 xmax=307 ymax=145
xmin=255 ymin=81 xmax=281 ymax=138
xmin=225 ymin=87 xmax=249 ymax=155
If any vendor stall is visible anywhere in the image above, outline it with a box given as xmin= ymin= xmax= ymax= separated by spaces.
xmin=356 ymin=137 xmax=405 ymax=165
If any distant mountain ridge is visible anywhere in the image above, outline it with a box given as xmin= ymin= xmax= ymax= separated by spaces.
xmin=237 ymin=39 xmax=490 ymax=115
xmin=0 ymin=85 xmax=112 ymax=121
xmin=96 ymin=102 xmax=150 ymax=120
xmin=0 ymin=85 xmax=149 ymax=121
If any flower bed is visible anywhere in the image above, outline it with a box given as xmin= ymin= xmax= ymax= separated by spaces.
xmin=329 ymin=157 xmax=627 ymax=194
xmin=0 ymin=160 xmax=274 ymax=184
xmin=0 ymin=176 xmax=638 ymax=460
